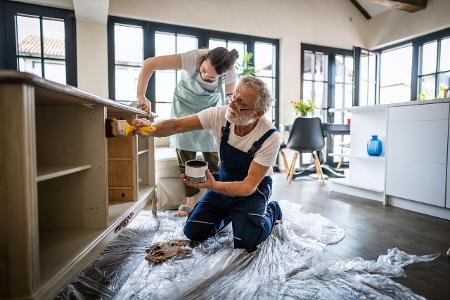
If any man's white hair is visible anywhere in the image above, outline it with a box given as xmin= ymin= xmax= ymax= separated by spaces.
xmin=239 ymin=76 xmax=272 ymax=113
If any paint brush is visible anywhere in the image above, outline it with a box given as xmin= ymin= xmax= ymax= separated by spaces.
xmin=105 ymin=118 xmax=156 ymax=138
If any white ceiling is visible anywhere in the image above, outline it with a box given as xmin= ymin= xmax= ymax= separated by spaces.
xmin=356 ymin=0 xmax=391 ymax=17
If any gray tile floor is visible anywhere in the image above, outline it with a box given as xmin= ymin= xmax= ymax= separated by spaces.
xmin=272 ymin=173 xmax=450 ymax=300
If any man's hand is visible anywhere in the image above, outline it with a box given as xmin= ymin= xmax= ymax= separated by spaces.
xmin=137 ymin=95 xmax=151 ymax=114
xmin=132 ymin=118 xmax=154 ymax=137
xmin=182 ymin=169 xmax=215 ymax=190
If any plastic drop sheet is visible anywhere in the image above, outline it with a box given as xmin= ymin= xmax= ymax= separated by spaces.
xmin=57 ymin=200 xmax=439 ymax=300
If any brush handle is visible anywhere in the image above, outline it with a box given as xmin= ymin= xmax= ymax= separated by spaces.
xmin=138 ymin=125 xmax=156 ymax=133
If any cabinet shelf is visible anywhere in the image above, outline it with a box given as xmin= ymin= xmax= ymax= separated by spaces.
xmin=37 ymin=164 xmax=92 ymax=182
xmin=39 ymin=228 xmax=103 ymax=284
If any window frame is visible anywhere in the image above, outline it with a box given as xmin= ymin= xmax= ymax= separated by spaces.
xmin=300 ymin=43 xmax=353 ymax=165
xmin=107 ymin=16 xmax=280 ymax=127
xmin=2 ymin=1 xmax=77 ymax=86
xmin=376 ymin=27 xmax=450 ymax=102
xmin=300 ymin=43 xmax=353 ymax=119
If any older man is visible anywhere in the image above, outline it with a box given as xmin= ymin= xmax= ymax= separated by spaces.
xmin=133 ymin=77 xmax=282 ymax=252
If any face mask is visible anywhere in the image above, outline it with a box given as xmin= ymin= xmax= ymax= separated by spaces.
xmin=225 ymin=106 xmax=254 ymax=126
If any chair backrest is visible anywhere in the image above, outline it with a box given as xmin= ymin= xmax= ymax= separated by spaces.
xmin=286 ymin=117 xmax=325 ymax=152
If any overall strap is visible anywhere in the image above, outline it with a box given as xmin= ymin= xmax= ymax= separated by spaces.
xmin=221 ymin=121 xmax=231 ymax=143
xmin=247 ymin=128 xmax=277 ymax=157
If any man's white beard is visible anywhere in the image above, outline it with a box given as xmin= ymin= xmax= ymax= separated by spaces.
xmin=225 ymin=106 xmax=254 ymax=126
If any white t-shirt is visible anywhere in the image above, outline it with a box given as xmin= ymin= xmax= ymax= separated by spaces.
xmin=181 ymin=49 xmax=238 ymax=92
xmin=197 ymin=106 xmax=282 ymax=176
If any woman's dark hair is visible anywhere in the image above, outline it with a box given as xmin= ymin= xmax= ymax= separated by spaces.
xmin=200 ymin=47 xmax=239 ymax=75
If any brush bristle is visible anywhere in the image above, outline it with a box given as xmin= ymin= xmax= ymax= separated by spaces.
xmin=105 ymin=118 xmax=118 ymax=138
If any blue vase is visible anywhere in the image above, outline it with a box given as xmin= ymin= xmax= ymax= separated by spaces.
xmin=367 ymin=135 xmax=382 ymax=156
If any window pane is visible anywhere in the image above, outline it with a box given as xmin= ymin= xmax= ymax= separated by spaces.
xmin=368 ymin=81 xmax=376 ymax=106
xmin=114 ymin=24 xmax=143 ymax=65
xmin=155 ymin=32 xmax=175 ymax=56
xmin=255 ymin=42 xmax=275 ymax=77
xmin=360 ymin=51 xmax=368 ymax=81
xmin=335 ymin=83 xmax=343 ymax=109
xmin=421 ymin=41 xmax=437 ymax=75
xmin=359 ymin=78 xmax=368 ymax=106
xmin=314 ymin=81 xmax=326 ymax=110
xmin=418 ymin=75 xmax=435 ymax=100
xmin=228 ymin=41 xmax=246 ymax=73
xmin=209 ymin=39 xmax=226 ymax=49
xmin=155 ymin=70 xmax=176 ymax=103
xmin=43 ymin=18 xmax=65 ymax=59
xmin=155 ymin=102 xmax=172 ymax=120
xmin=115 ymin=65 xmax=141 ymax=100
xmin=303 ymin=51 xmax=313 ymax=80
xmin=380 ymin=45 xmax=412 ymax=104
xmin=176 ymin=35 xmax=198 ymax=54
xmin=440 ymin=38 xmax=450 ymax=72
xmin=302 ymin=81 xmax=312 ymax=100
xmin=335 ymin=55 xmax=344 ymax=83
xmin=44 ymin=59 xmax=66 ymax=84
xmin=314 ymin=52 xmax=327 ymax=81
xmin=16 ymin=15 xmax=41 ymax=57
xmin=345 ymin=56 xmax=353 ymax=83
xmin=18 ymin=57 xmax=42 ymax=76
xmin=345 ymin=84 xmax=353 ymax=108
xmin=438 ymin=72 xmax=450 ymax=98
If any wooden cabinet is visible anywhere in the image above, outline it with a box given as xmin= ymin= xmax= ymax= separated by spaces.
xmin=0 ymin=71 xmax=155 ymax=299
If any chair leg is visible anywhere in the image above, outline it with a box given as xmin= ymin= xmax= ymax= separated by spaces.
xmin=286 ymin=152 xmax=295 ymax=179
xmin=313 ymin=151 xmax=325 ymax=186
xmin=280 ymin=149 xmax=289 ymax=174
xmin=288 ymin=152 xmax=298 ymax=184
xmin=336 ymin=157 xmax=344 ymax=170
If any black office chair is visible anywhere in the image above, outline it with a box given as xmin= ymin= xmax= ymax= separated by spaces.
xmin=279 ymin=117 xmax=325 ymax=184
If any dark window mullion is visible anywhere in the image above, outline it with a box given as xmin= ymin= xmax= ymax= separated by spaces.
xmin=411 ymin=40 xmax=419 ymax=101
xmin=39 ymin=16 xmax=45 ymax=78
xmin=435 ymin=39 xmax=441 ymax=98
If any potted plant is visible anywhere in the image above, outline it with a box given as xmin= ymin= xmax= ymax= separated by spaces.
xmin=439 ymin=84 xmax=449 ymax=99
xmin=237 ymin=52 xmax=256 ymax=77
xmin=291 ymin=99 xmax=316 ymax=117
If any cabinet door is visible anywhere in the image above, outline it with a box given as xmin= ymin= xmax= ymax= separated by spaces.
xmin=386 ymin=103 xmax=449 ymax=207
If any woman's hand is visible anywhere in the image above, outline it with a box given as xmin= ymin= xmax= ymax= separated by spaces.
xmin=182 ymin=169 xmax=216 ymax=190
xmin=137 ymin=95 xmax=151 ymax=114
xmin=132 ymin=118 xmax=154 ymax=137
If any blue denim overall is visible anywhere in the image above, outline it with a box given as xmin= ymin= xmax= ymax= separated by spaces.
xmin=183 ymin=121 xmax=282 ymax=252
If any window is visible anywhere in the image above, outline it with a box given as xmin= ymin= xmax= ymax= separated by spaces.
xmin=114 ymin=24 xmax=143 ymax=102
xmin=255 ymin=42 xmax=277 ymax=122
xmin=379 ymin=44 xmax=412 ymax=104
xmin=301 ymin=44 xmax=353 ymax=164
xmin=154 ymin=32 xmax=198 ymax=119
xmin=3 ymin=1 xmax=77 ymax=85
xmin=108 ymin=17 xmax=279 ymax=127
xmin=358 ymin=49 xmax=377 ymax=106
xmin=302 ymin=50 xmax=328 ymax=119
xmin=418 ymin=38 xmax=450 ymax=100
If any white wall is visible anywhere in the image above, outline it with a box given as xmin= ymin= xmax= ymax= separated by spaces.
xmin=365 ymin=0 xmax=450 ymax=49
xmin=76 ymin=21 xmax=109 ymax=98
xmin=108 ymin=0 xmax=367 ymax=125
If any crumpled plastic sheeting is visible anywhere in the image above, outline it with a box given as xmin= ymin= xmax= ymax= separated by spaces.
xmin=57 ymin=200 xmax=439 ymax=300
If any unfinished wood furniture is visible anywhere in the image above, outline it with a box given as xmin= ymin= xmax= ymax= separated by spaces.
xmin=0 ymin=71 xmax=156 ymax=299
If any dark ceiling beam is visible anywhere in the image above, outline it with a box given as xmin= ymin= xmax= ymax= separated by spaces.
xmin=369 ymin=0 xmax=427 ymax=13
xmin=350 ymin=0 xmax=371 ymax=20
